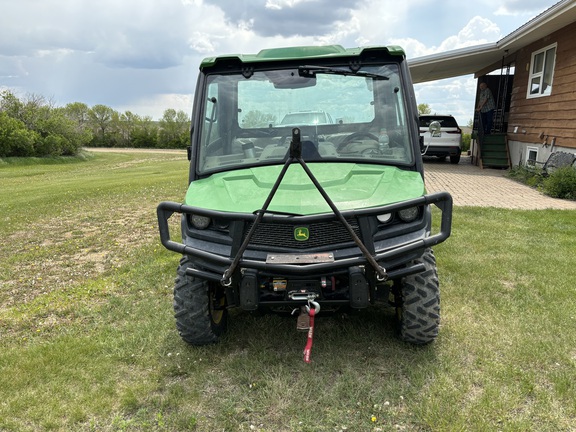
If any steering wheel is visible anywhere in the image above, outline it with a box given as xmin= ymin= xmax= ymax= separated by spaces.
xmin=337 ymin=131 xmax=379 ymax=150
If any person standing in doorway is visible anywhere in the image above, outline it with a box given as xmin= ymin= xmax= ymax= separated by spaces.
xmin=476 ymin=82 xmax=496 ymax=134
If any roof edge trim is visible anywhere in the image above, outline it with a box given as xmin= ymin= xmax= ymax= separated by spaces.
xmin=407 ymin=43 xmax=498 ymax=65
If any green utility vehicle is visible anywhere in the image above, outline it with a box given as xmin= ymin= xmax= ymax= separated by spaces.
xmin=157 ymin=45 xmax=452 ymax=347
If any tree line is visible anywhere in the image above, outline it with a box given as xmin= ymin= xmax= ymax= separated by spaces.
xmin=0 ymin=90 xmax=190 ymax=158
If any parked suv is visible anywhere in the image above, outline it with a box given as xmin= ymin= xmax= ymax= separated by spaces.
xmin=157 ymin=45 xmax=452 ymax=349
xmin=419 ymin=115 xmax=462 ymax=164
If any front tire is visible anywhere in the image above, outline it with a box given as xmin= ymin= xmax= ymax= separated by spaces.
xmin=173 ymin=256 xmax=228 ymax=345
xmin=396 ymin=249 xmax=440 ymax=344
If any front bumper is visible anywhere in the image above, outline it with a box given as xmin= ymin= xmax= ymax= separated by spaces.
xmin=157 ymin=191 xmax=452 ymax=283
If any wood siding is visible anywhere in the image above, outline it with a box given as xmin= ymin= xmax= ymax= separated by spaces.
xmin=507 ymin=21 xmax=576 ymax=149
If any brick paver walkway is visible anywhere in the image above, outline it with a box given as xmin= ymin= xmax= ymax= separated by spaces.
xmin=424 ymin=157 xmax=576 ymax=210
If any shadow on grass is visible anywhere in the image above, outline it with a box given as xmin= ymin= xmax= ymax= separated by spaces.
xmin=159 ymin=302 xmax=438 ymax=380
xmin=152 ymin=303 xmax=439 ymax=430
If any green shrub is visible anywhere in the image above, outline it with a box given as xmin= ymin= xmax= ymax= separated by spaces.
xmin=507 ymin=165 xmax=542 ymax=186
xmin=461 ymin=133 xmax=471 ymax=153
xmin=508 ymin=164 xmax=576 ymax=200
xmin=8 ymin=129 xmax=37 ymax=156
xmin=36 ymin=135 xmax=64 ymax=156
xmin=543 ymin=166 xmax=576 ymax=200
xmin=526 ymin=175 xmax=543 ymax=188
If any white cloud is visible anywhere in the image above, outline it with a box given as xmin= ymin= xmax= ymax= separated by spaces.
xmin=265 ymin=0 xmax=309 ymax=10
xmin=442 ymin=16 xmax=502 ymax=48
xmin=0 ymin=0 xmax=553 ymax=122
xmin=389 ymin=38 xmax=430 ymax=59
xmin=317 ymin=15 xmax=362 ymax=46
xmin=189 ymin=32 xmax=220 ymax=54
xmin=343 ymin=0 xmax=413 ymax=47
xmin=405 ymin=15 xmax=503 ymax=125
xmin=392 ymin=16 xmax=502 ymax=58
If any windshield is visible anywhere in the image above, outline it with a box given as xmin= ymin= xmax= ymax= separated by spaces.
xmin=197 ymin=64 xmax=413 ymax=174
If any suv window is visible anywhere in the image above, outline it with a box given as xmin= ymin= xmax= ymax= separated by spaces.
xmin=419 ymin=116 xmax=458 ymax=128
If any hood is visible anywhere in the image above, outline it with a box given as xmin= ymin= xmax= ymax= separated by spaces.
xmin=185 ymin=163 xmax=425 ymax=215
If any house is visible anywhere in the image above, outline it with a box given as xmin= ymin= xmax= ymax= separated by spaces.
xmin=409 ymin=0 xmax=576 ymax=168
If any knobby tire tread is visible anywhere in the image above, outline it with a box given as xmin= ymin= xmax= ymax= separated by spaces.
xmin=399 ymin=249 xmax=440 ymax=344
xmin=173 ymin=256 xmax=226 ymax=345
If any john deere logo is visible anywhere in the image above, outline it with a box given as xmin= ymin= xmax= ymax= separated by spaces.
xmin=294 ymin=227 xmax=309 ymax=241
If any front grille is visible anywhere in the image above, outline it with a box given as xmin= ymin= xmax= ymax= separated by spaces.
xmin=244 ymin=218 xmax=361 ymax=250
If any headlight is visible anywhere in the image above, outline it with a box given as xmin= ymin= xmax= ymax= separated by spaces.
xmin=398 ymin=207 xmax=419 ymax=222
xmin=376 ymin=213 xmax=392 ymax=223
xmin=190 ymin=214 xmax=211 ymax=229
xmin=212 ymin=219 xmax=230 ymax=230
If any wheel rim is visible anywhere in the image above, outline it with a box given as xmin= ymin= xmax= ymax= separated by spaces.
xmin=209 ymin=284 xmax=226 ymax=324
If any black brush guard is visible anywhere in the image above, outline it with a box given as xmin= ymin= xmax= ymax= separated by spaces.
xmin=158 ymin=128 xmax=452 ymax=285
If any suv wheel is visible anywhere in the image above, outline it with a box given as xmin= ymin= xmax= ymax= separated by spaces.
xmin=173 ymin=256 xmax=228 ymax=345
xmin=396 ymin=249 xmax=440 ymax=344
xmin=450 ymin=154 xmax=461 ymax=164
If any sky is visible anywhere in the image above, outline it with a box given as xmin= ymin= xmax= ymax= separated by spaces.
xmin=0 ymin=0 xmax=557 ymax=126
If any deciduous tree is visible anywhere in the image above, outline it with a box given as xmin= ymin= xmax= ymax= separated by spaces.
xmin=418 ymin=103 xmax=431 ymax=115
xmin=158 ymin=108 xmax=189 ymax=148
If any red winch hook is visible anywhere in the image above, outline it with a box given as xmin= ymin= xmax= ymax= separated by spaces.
xmin=303 ymin=300 xmax=320 ymax=363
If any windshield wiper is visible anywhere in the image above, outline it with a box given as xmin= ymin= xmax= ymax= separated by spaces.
xmin=298 ymin=65 xmax=389 ymax=80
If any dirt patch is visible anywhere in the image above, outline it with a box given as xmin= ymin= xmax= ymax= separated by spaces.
xmin=0 ymin=204 xmax=161 ymax=311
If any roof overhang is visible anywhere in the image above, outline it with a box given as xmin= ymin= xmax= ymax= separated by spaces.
xmin=408 ymin=44 xmax=502 ymax=83
xmin=408 ymin=0 xmax=576 ymax=84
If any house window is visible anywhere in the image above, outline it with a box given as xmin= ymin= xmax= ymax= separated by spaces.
xmin=526 ymin=147 xmax=539 ymax=166
xmin=527 ymin=43 xmax=557 ymax=98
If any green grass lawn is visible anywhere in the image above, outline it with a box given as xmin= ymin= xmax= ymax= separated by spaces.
xmin=1 ymin=151 xmax=575 ymax=431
